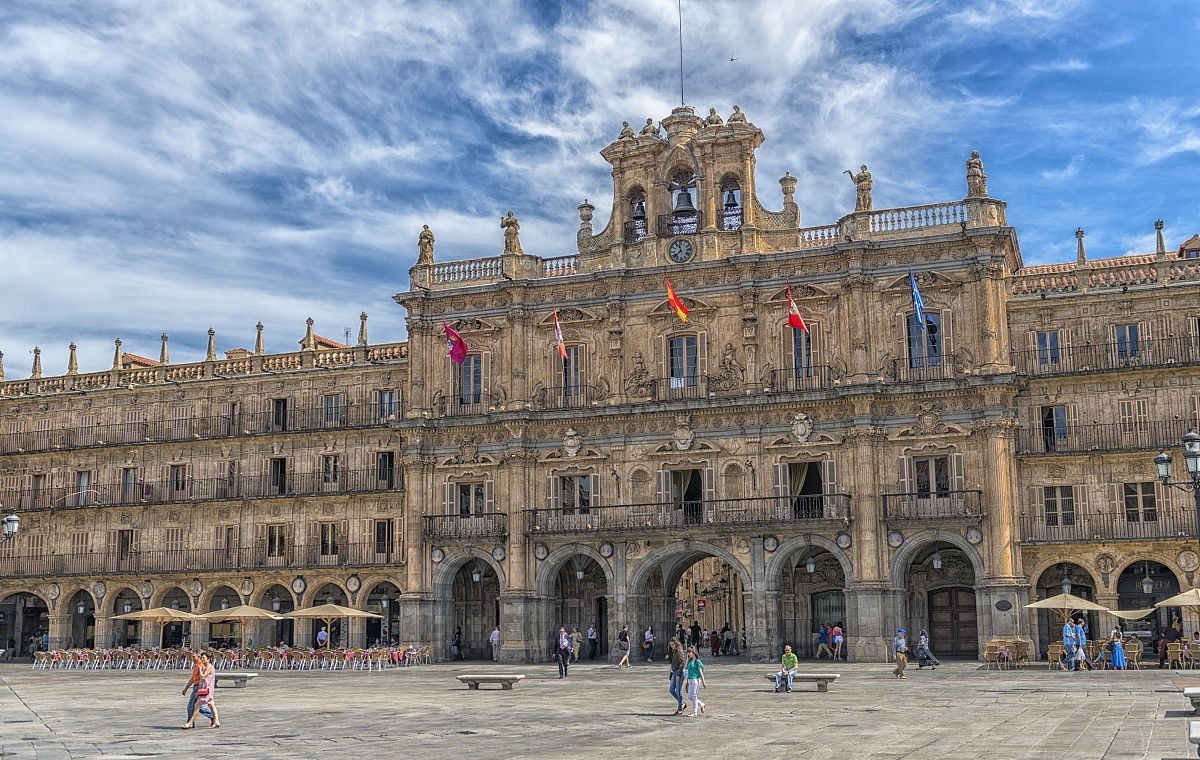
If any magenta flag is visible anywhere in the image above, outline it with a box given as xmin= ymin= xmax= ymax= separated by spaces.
xmin=442 ymin=318 xmax=468 ymax=364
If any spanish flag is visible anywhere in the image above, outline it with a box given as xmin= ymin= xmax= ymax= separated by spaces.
xmin=786 ymin=280 xmax=809 ymax=332
xmin=665 ymin=276 xmax=689 ymax=325
xmin=553 ymin=309 xmax=568 ymax=359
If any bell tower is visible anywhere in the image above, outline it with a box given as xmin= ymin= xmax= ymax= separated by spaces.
xmin=576 ymin=105 xmax=793 ymax=271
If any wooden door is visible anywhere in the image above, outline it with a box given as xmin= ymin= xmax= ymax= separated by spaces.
xmin=928 ymin=586 xmax=978 ymax=657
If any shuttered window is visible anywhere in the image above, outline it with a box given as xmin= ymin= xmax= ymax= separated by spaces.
xmin=907 ymin=312 xmax=943 ymax=368
xmin=1043 ymin=486 xmax=1075 ymax=526
xmin=1123 ymin=482 xmax=1157 ymax=523
xmin=1035 ymin=330 xmax=1061 ymax=366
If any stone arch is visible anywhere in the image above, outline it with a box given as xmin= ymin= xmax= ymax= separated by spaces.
xmin=0 ymin=587 xmax=50 ymax=608
xmin=888 ymin=530 xmax=985 ymax=586
xmin=432 ymin=548 xmax=507 ymax=600
xmin=1115 ymin=555 xmax=1185 ymax=586
xmin=628 ymin=539 xmax=752 ymax=596
xmin=61 ymin=586 xmax=98 ymax=611
xmin=765 ymin=535 xmax=855 ymax=591
xmin=302 ymin=578 xmax=350 ymax=608
xmin=109 ymin=586 xmax=143 ymax=615
xmin=251 ymin=582 xmax=296 ymax=610
xmin=1027 ymin=557 xmax=1101 ymax=592
xmin=198 ymin=582 xmax=243 ymax=612
xmin=357 ymin=573 xmax=406 ymax=601
xmin=535 ymin=544 xmax=614 ymax=598
xmin=150 ymin=585 xmax=193 ymax=610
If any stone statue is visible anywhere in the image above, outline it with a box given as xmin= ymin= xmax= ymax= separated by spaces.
xmin=965 ymin=150 xmax=988 ymax=198
xmin=719 ymin=342 xmax=743 ymax=375
xmin=728 ymin=105 xmax=747 ymax=123
xmin=417 ymin=224 xmax=435 ymax=265
xmin=501 ymin=211 xmax=523 ymax=255
xmin=618 ymin=121 xmax=635 ymax=140
xmin=639 ymin=118 xmax=660 ymax=137
xmin=626 ymin=351 xmax=652 ymax=397
xmin=847 ymin=164 xmax=873 ymax=212
xmin=705 ymin=107 xmax=723 ymax=126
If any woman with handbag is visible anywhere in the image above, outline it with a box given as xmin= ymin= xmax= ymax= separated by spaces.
xmin=616 ymin=624 xmax=632 ymax=669
xmin=182 ymin=652 xmax=219 ymax=729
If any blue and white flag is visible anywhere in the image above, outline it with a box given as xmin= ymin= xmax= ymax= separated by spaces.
xmin=910 ymin=269 xmax=926 ymax=332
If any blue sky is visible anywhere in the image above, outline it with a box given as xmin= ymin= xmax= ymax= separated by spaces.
xmin=1 ymin=0 xmax=1197 ymax=374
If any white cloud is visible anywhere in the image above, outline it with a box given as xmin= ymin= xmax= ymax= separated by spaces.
xmin=1040 ymin=155 xmax=1084 ymax=182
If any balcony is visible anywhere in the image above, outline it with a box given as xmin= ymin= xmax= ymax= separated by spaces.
xmin=422 ymin=513 xmax=508 ymax=541
xmin=529 ymin=385 xmax=605 ymax=410
xmin=657 ymin=211 xmax=703 ymax=237
xmin=891 ymin=355 xmax=962 ymax=383
xmin=1019 ymin=507 xmax=1197 ymax=544
xmin=1017 ymin=421 xmax=1189 ymax=456
xmin=2 ymin=468 xmax=403 ymax=514
xmin=1012 ymin=336 xmax=1200 ymax=377
xmin=623 ymin=219 xmax=648 ymax=243
xmin=435 ymin=392 xmax=503 ymax=417
xmin=0 ymin=543 xmax=406 ymax=580
xmin=881 ymin=490 xmax=983 ymax=521
xmin=524 ymin=495 xmax=852 ymax=534
xmin=765 ymin=367 xmax=834 ymax=393
xmin=0 ymin=401 xmax=403 ymax=456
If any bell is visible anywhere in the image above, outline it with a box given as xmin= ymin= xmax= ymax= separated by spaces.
xmin=632 ymin=200 xmax=646 ymax=219
xmin=724 ymin=190 xmax=738 ymax=209
xmin=672 ymin=189 xmax=696 ymax=214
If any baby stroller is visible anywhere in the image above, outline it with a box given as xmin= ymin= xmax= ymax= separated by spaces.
xmin=916 ymin=643 xmax=940 ymax=669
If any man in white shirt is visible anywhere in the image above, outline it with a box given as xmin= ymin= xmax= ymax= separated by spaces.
xmin=489 ymin=626 xmax=501 ymax=661
xmin=587 ymin=624 xmax=599 ymax=660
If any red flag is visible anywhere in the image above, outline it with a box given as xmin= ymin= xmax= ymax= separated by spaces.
xmin=665 ymin=276 xmax=689 ymax=325
xmin=786 ymin=281 xmax=809 ymax=332
xmin=553 ymin=309 xmax=568 ymax=359
xmin=442 ymin=318 xmax=468 ymax=364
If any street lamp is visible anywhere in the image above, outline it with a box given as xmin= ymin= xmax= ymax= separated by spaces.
xmin=0 ymin=511 xmax=19 ymax=544
xmin=1061 ymin=576 xmax=1072 ymax=596
xmin=1154 ymin=429 xmax=1200 ymax=549
xmin=931 ymin=551 xmax=944 ymax=570
xmin=123 ymin=601 xmax=133 ymax=614
xmin=805 ymin=557 xmax=816 ymax=574
xmin=380 ymin=593 xmax=390 ymax=610
xmin=471 ymin=562 xmax=482 ymax=583
xmin=272 ymin=595 xmax=282 ymax=612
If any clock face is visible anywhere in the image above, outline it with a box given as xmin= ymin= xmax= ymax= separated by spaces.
xmin=668 ymin=238 xmax=693 ymax=263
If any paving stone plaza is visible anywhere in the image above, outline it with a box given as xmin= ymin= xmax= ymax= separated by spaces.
xmin=1 ymin=661 xmax=1198 ymax=759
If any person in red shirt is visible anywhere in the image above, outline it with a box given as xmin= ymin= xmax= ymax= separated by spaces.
xmin=180 ymin=652 xmax=213 ymax=724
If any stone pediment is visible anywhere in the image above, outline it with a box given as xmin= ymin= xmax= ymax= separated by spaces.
xmin=451 ymin=317 xmax=501 ymax=334
xmin=882 ymin=270 xmax=962 ymax=291
xmin=537 ymin=307 xmax=601 ymax=327
xmin=539 ymin=447 xmax=607 ymax=463
xmin=764 ymin=435 xmax=839 ymax=451
xmin=649 ymin=440 xmax=718 ymax=455
xmin=767 ymin=283 xmax=837 ymax=302
xmin=889 ymin=403 xmax=969 ymax=440
xmin=648 ymin=295 xmax=716 ymax=323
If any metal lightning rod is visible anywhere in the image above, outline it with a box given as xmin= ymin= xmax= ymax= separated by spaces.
xmin=677 ymin=0 xmax=685 ymax=106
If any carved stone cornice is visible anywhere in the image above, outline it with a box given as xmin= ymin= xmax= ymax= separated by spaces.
xmin=841 ymin=274 xmax=873 ymax=291
xmin=972 ymin=417 xmax=1019 ymax=436
xmin=842 ymin=425 xmax=887 ymax=443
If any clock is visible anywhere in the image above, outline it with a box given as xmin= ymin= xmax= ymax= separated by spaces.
xmin=668 ymin=238 xmax=694 ymax=263
xmin=345 ymin=575 xmax=361 ymax=593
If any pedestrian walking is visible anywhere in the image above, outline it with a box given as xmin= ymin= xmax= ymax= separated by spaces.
xmin=587 ymin=624 xmax=599 ymax=660
xmin=709 ymin=628 xmax=720 ymax=657
xmin=617 ymin=624 xmax=632 ymax=669
xmin=915 ymin=629 xmax=940 ymax=668
xmin=181 ymin=652 xmax=219 ymax=729
xmin=643 ymin=625 xmax=655 ymax=662
xmin=1074 ymin=617 xmax=1093 ymax=671
xmin=891 ymin=628 xmax=909 ymax=679
xmin=815 ymin=624 xmax=833 ymax=659
xmin=489 ymin=626 xmax=501 ymax=661
xmin=556 ymin=627 xmax=572 ymax=678
xmin=832 ymin=621 xmax=845 ymax=660
xmin=684 ymin=647 xmax=707 ymax=717
xmin=1061 ymin=617 xmax=1078 ymax=671
xmin=719 ymin=622 xmax=732 ymax=655
xmin=774 ymin=644 xmax=799 ymax=692
xmin=181 ymin=652 xmax=214 ymax=726
xmin=667 ymin=639 xmax=686 ymax=715
xmin=571 ymin=627 xmax=583 ymax=663
xmin=452 ymin=626 xmax=463 ymax=660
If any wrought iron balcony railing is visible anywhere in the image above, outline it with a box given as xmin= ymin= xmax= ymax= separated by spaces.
xmin=524 ymin=494 xmax=851 ymax=534
xmin=1019 ymin=507 xmax=1197 ymax=544
xmin=422 ymin=513 xmax=508 ymax=541
xmin=0 ymin=401 xmax=402 ymax=456
xmin=1016 ymin=420 xmax=1190 ymax=456
xmin=891 ymin=355 xmax=962 ymax=383
xmin=0 ymin=543 xmax=406 ymax=580
xmin=881 ymin=490 xmax=983 ymax=520
xmin=2 ymin=468 xmax=403 ymax=514
xmin=529 ymin=385 xmax=605 ymax=410
xmin=657 ymin=211 xmax=703 ymax=237
xmin=765 ymin=367 xmax=834 ymax=393
xmin=623 ymin=219 xmax=648 ymax=243
xmin=435 ymin=392 xmax=503 ymax=417
xmin=1012 ymin=336 xmax=1200 ymax=377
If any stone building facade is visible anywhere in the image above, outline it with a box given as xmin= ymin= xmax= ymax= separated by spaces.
xmin=2 ymin=105 xmax=1198 ymax=662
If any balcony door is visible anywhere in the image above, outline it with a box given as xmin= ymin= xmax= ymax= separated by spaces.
xmin=670 ymin=469 xmax=704 ymax=525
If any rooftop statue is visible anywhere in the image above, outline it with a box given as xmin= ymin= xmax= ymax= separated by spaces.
xmin=705 ymin=107 xmax=724 ymax=127
xmin=728 ymin=105 xmax=747 ymax=123
xmin=846 ymin=164 xmax=873 ymax=212
xmin=501 ymin=211 xmax=524 ymax=255
xmin=618 ymin=121 xmax=635 ymax=140
xmin=639 ymin=118 xmax=660 ymax=137
xmin=417 ymin=224 xmax=435 ymax=265
xmin=966 ymin=150 xmax=988 ymax=198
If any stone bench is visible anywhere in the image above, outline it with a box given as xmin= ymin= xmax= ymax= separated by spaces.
xmin=1189 ymin=719 xmax=1200 ymax=757
xmin=456 ymin=674 xmax=525 ymax=690
xmin=764 ymin=673 xmax=841 ymax=692
xmin=215 ymin=672 xmax=259 ymax=688
xmin=1185 ymin=688 xmax=1200 ymax=714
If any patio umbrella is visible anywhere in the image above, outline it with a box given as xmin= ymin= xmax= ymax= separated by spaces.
xmin=111 ymin=606 xmax=203 ymax=648
xmin=1024 ymin=593 xmax=1110 ymax=622
xmin=200 ymin=605 xmax=283 ymax=650
xmin=1154 ymin=588 xmax=1200 ymax=611
xmin=283 ymin=604 xmax=381 ymax=649
xmin=1107 ymin=608 xmax=1156 ymax=620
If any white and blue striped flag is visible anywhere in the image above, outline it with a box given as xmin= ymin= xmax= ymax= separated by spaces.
xmin=910 ymin=269 xmax=926 ymax=331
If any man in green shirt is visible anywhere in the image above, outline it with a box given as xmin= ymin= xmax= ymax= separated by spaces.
xmin=774 ymin=644 xmax=799 ymax=692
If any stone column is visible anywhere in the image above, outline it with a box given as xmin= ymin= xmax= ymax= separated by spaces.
xmin=48 ymin=614 xmax=70 ymax=650
xmin=190 ymin=621 xmax=210 ymax=648
xmin=394 ymin=592 xmax=435 ymax=652
xmin=93 ymin=614 xmax=112 ymax=650
xmin=499 ymin=591 xmax=545 ymax=663
xmin=348 ymin=617 xmax=367 ymax=649
xmin=840 ymin=276 xmax=875 ymax=382
xmin=140 ymin=622 xmax=157 ymax=649
xmin=844 ymin=586 xmax=892 ymax=663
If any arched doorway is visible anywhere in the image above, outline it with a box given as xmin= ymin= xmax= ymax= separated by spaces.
xmin=364 ymin=582 xmax=401 ymax=646
xmin=1034 ymin=563 xmax=1098 ymax=659
xmin=904 ymin=543 xmax=978 ymax=657
xmin=258 ymin=585 xmax=294 ymax=646
xmin=451 ymin=560 xmax=500 ymax=660
xmin=780 ymin=548 xmax=846 ymax=658
xmin=630 ymin=545 xmax=751 ymax=660
xmin=1117 ymin=560 xmax=1182 ymax=644
xmin=67 ymin=590 xmax=96 ymax=649
xmin=112 ymin=589 xmax=143 ymax=647
xmin=159 ymin=587 xmax=191 ymax=647
xmin=309 ymin=584 xmax=347 ymax=647
xmin=0 ymin=592 xmax=49 ymax=656
xmin=205 ymin=585 xmax=242 ymax=649
xmin=552 ymin=556 xmax=608 ymax=659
